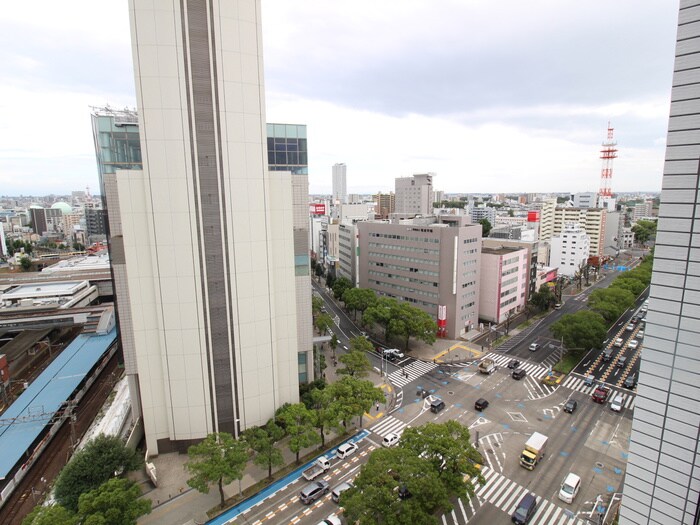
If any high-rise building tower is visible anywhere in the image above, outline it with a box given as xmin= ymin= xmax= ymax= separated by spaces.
xmin=111 ymin=0 xmax=299 ymax=455
xmin=332 ymin=163 xmax=347 ymax=204
xmin=619 ymin=3 xmax=700 ymax=524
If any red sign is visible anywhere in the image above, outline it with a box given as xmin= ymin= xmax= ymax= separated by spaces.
xmin=528 ymin=210 xmax=540 ymax=223
xmin=309 ymin=204 xmax=326 ymax=215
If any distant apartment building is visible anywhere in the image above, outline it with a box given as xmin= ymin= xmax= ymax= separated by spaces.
xmin=572 ymin=192 xmax=597 ymax=208
xmin=549 ymin=223 xmax=590 ymax=278
xmin=483 ymin=237 xmax=539 ymax=300
xmin=338 ymin=203 xmax=375 ymax=222
xmin=603 ymin=211 xmax=624 ymax=256
xmin=337 ymin=222 xmax=359 ymax=285
xmin=534 ymin=198 xmax=557 ymax=242
xmin=332 ymin=163 xmax=347 ymax=204
xmin=470 ymin=206 xmax=497 ymax=225
xmin=373 ymin=192 xmax=395 ymax=219
xmin=357 ymin=216 xmax=481 ymax=339
xmin=479 ymin=246 xmax=528 ymax=324
xmin=29 ymin=207 xmax=62 ymax=237
xmin=632 ymin=200 xmax=653 ymax=222
xmin=434 ymin=190 xmax=444 ymax=205
xmin=62 ymin=214 xmax=82 ymax=243
xmin=84 ymin=206 xmax=107 ymax=241
xmin=395 ymin=173 xmax=435 ymax=216
xmin=494 ymin=215 xmax=528 ymax=228
xmin=549 ymin=207 xmax=606 ymax=256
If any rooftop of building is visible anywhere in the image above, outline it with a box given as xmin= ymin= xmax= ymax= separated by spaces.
xmin=481 ymin=246 xmax=524 ymax=255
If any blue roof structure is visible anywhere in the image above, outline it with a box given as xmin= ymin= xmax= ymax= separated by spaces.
xmin=0 ymin=327 xmax=117 ymax=480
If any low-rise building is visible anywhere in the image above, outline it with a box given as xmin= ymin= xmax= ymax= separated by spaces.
xmin=549 ymin=223 xmax=590 ymax=278
xmin=479 ymin=246 xmax=528 ymax=324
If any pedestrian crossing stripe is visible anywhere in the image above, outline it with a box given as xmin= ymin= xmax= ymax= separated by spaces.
xmin=481 ymin=353 xmax=551 ymax=379
xmin=386 ymin=359 xmax=438 ymax=388
xmin=370 ymin=415 xmax=408 ymax=438
xmin=562 ymin=375 xmax=636 ymax=409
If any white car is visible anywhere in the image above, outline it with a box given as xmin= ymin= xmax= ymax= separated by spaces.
xmin=614 ymin=338 xmax=624 ymax=348
xmin=611 ymin=395 xmax=624 ymax=412
xmin=335 ymin=442 xmax=358 ymax=460
xmin=316 ymin=515 xmax=342 ymax=525
xmin=382 ymin=432 xmax=400 ymax=447
xmin=636 ymin=330 xmax=644 ymax=339
xmin=625 ymin=324 xmax=635 ymax=332
xmin=628 ymin=340 xmax=639 ymax=350
xmin=529 ymin=343 xmax=540 ymax=351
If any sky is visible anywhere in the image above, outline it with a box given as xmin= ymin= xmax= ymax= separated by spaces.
xmin=0 ymin=1 xmax=680 ymax=197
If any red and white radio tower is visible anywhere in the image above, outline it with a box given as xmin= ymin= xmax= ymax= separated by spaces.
xmin=598 ymin=122 xmax=617 ymax=199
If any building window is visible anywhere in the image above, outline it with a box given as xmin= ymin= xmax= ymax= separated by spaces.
xmin=298 ymin=352 xmax=308 ymax=384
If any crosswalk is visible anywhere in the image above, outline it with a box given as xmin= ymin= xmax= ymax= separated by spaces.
xmin=562 ymin=374 xmax=636 ymax=410
xmin=386 ymin=359 xmax=438 ymax=387
xmin=482 ymin=352 xmax=552 ymax=379
xmin=440 ymin=467 xmax=587 ymax=525
xmin=370 ymin=415 xmax=408 ymax=439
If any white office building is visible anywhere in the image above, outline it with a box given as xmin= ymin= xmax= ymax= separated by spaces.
xmin=111 ymin=0 xmax=300 ymax=455
xmin=549 ymin=223 xmax=590 ymax=278
xmin=332 ymin=163 xmax=347 ymax=204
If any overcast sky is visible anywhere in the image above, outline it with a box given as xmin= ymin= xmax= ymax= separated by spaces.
xmin=0 ymin=1 xmax=679 ymax=197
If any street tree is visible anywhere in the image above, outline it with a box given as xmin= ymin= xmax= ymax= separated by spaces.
xmin=478 ymin=218 xmax=492 ymax=237
xmin=362 ymin=296 xmax=397 ymax=340
xmin=337 ymin=349 xmax=372 ymax=378
xmin=54 ymin=434 xmax=142 ymax=512
xmin=185 ymin=432 xmax=248 ymax=508
xmin=503 ymin=310 xmax=516 ymax=335
xmin=400 ymin=422 xmax=484 ymax=496
xmin=529 ymin=284 xmax=556 ymax=311
xmin=19 ymin=256 xmax=32 ymax=271
xmin=328 ymin=376 xmax=384 ymax=429
xmin=276 ymin=403 xmax=321 ymax=463
xmin=393 ymin=302 xmax=437 ymax=350
xmin=243 ymin=420 xmax=285 ymax=479
xmin=610 ymin=277 xmax=646 ymax=297
xmin=307 ymin=387 xmax=340 ymax=447
xmin=588 ymin=287 xmax=635 ymax=323
xmin=349 ymin=335 xmax=374 ymax=353
xmin=77 ymin=478 xmax=151 ymax=525
xmin=314 ymin=312 xmax=333 ymax=335
xmin=631 ymin=219 xmax=657 ymax=245
xmin=22 ymin=505 xmax=78 ymax=525
xmin=332 ymin=276 xmax=353 ymax=301
xmin=329 ymin=333 xmax=339 ymax=359
xmin=550 ymin=310 xmax=607 ymax=354
xmin=342 ymin=447 xmax=450 ymax=525
xmin=342 ymin=288 xmax=378 ymax=320
xmin=311 ymin=295 xmax=324 ymax=316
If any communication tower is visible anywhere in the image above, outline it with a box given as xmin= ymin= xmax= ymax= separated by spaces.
xmin=598 ymin=122 xmax=617 ymax=199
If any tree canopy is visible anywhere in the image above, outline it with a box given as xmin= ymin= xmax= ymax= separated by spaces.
xmin=362 ymin=296 xmax=437 ymax=349
xmin=185 ymin=432 xmax=248 ymax=507
xmin=478 ymin=218 xmax=492 ymax=237
xmin=631 ymin=219 xmax=657 ymax=245
xmin=550 ymin=310 xmax=607 ymax=354
xmin=275 ymin=403 xmax=321 ymax=463
xmin=243 ymin=420 xmax=285 ymax=479
xmin=77 ymin=478 xmax=151 ymax=525
xmin=337 ymin=349 xmax=372 ymax=378
xmin=342 ymin=288 xmax=377 ymax=320
xmin=587 ymin=287 xmax=635 ymax=323
xmin=54 ymin=435 xmax=141 ymax=512
xmin=22 ymin=505 xmax=78 ymax=525
xmin=529 ymin=284 xmax=556 ymax=311
xmin=332 ymin=277 xmax=353 ymax=301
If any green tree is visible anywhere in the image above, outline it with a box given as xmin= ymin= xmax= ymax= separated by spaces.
xmin=391 ymin=302 xmax=437 ymax=350
xmin=342 ymin=288 xmax=378 ymax=320
xmin=54 ymin=435 xmax=142 ymax=512
xmin=631 ymin=219 xmax=657 ymax=245
xmin=588 ymin=287 xmax=635 ymax=323
xmin=185 ymin=432 xmax=248 ymax=508
xmin=529 ymin=284 xmax=556 ymax=311
xmin=329 ymin=333 xmax=339 ymax=358
xmin=332 ymin=276 xmax=353 ymax=301
xmin=550 ymin=310 xmax=608 ymax=354
xmin=328 ymin=376 xmax=384 ymax=429
xmin=342 ymin=447 xmax=450 ymax=525
xmin=314 ymin=312 xmax=333 ymax=335
xmin=349 ymin=335 xmax=374 ymax=353
xmin=311 ymin=295 xmax=324 ymax=316
xmin=478 ymin=218 xmax=492 ymax=237
xmin=308 ymin=387 xmax=340 ymax=447
xmin=276 ymin=403 xmax=321 ymax=463
xmin=610 ymin=277 xmax=647 ymax=297
xmin=337 ymin=349 xmax=372 ymax=378
xmin=77 ymin=478 xmax=151 ymax=525
xmin=19 ymin=256 xmax=32 ymax=271
xmin=362 ymin=296 xmax=397 ymax=340
xmin=22 ymin=505 xmax=77 ymax=525
xmin=243 ymin=420 xmax=285 ymax=479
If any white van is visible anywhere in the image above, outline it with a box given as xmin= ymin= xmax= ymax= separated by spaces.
xmin=558 ymin=472 xmax=582 ymax=504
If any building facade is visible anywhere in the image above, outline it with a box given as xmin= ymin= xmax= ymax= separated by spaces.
xmin=633 ymin=201 xmax=654 ymax=222
xmin=357 ymin=216 xmax=481 ymax=339
xmin=337 ymin=222 xmax=358 ymax=285
xmin=478 ymin=246 xmax=528 ymax=324
xmin=483 ymin=237 xmax=539 ymax=301
xmin=373 ymin=192 xmax=395 ymax=219
xmin=470 ymin=206 xmax=497 ymax=225
xmin=549 ymin=207 xmax=606 ymax=256
xmin=395 ymin=173 xmax=435 ymax=216
xmin=332 ymin=163 xmax=347 ymax=204
xmin=549 ymin=223 xmax=590 ymax=278
xmin=112 ymin=0 xmax=300 ymax=455
xmin=619 ymin=3 xmax=700 ymax=523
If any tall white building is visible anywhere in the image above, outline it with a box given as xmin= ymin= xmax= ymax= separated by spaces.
xmin=395 ymin=173 xmax=435 ymax=216
xmin=332 ymin=163 xmax=347 ymax=204
xmin=112 ymin=0 xmax=300 ymax=455
xmin=549 ymin=223 xmax=590 ymax=278
xmin=620 ymin=2 xmax=700 ymax=523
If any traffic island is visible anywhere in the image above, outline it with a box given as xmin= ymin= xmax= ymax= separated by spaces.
xmin=541 ymin=370 xmax=565 ymax=386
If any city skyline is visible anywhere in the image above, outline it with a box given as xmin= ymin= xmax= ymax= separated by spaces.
xmin=0 ymin=1 xmax=679 ymax=195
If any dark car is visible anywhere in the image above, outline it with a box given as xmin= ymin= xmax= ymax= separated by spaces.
xmin=507 ymin=359 xmax=521 ymax=369
xmin=624 ymin=374 xmax=637 ymax=389
xmin=630 ymin=316 xmax=639 ymax=324
xmin=617 ymin=356 xmax=628 ymax=368
xmin=475 ymin=398 xmax=489 ymax=411
xmin=512 ymin=368 xmax=527 ymax=380
xmin=511 ymin=493 xmax=538 ymax=524
xmin=563 ymin=399 xmax=578 ymax=414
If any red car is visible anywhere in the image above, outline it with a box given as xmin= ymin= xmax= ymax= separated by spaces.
xmin=591 ymin=385 xmax=611 ymax=404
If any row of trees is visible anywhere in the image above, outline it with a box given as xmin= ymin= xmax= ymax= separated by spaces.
xmin=342 ymin=420 xmax=484 ymax=524
xmin=549 ymin=254 xmax=653 ymax=357
xmin=185 ymin=370 xmax=384 ymax=508
xmin=23 ymin=435 xmax=150 ymax=525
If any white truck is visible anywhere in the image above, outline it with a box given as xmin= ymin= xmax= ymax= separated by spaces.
xmin=478 ymin=358 xmax=497 ymax=375
xmin=302 ymin=457 xmax=331 ymax=481
xmin=520 ymin=432 xmax=548 ymax=470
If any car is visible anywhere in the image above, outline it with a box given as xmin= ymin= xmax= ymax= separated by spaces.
xmin=558 ymin=473 xmax=582 ymax=504
xmin=583 ymin=374 xmax=595 ymax=387
xmin=331 ymin=481 xmax=354 ymax=503
xmin=511 ymin=493 xmax=538 ymax=524
xmin=625 ymin=323 xmax=635 ymax=331
xmin=528 ymin=343 xmax=540 ymax=351
xmin=382 ymin=432 xmax=400 ymax=447
xmin=617 ymin=355 xmax=628 ymax=368
xmin=563 ymin=399 xmax=578 ymax=414
xmin=512 ymin=368 xmax=527 ymax=380
xmin=475 ymin=398 xmax=489 ymax=411
xmin=554 ymin=303 xmax=562 ymax=309
xmin=383 ymin=348 xmax=404 ymax=360
xmin=507 ymin=359 xmax=521 ymax=369
xmin=430 ymin=399 xmax=446 ymax=413
xmin=641 ymin=305 xmax=648 ymax=312
xmin=592 ymin=384 xmax=611 ymax=403
xmin=611 ymin=394 xmax=624 ymax=412
xmin=624 ymin=374 xmax=637 ymax=389
xmin=300 ymin=480 xmax=330 ymax=504
xmin=628 ymin=340 xmax=639 ymax=350
xmin=630 ymin=316 xmax=639 ymax=324
xmin=336 ymin=442 xmax=358 ymax=460
xmin=316 ymin=515 xmax=342 ymax=525
xmin=614 ymin=338 xmax=624 ymax=348
xmin=636 ymin=330 xmax=645 ymax=339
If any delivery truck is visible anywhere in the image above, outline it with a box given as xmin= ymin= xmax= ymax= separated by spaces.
xmin=520 ymin=432 xmax=548 ymax=470
xmin=302 ymin=457 xmax=331 ymax=481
